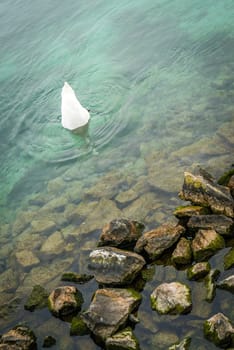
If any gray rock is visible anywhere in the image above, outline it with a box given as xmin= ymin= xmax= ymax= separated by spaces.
xmin=81 ymin=288 xmax=141 ymax=341
xmin=204 ymin=312 xmax=234 ymax=348
xmin=98 ymin=218 xmax=145 ymax=249
xmin=187 ymin=262 xmax=211 ymax=280
xmin=88 ymin=247 xmax=145 ymax=285
xmin=150 ymin=282 xmax=192 ymax=315
xmin=171 ymin=237 xmax=192 ymax=265
xmin=187 ymin=215 xmax=234 ymax=236
xmin=48 ymin=285 xmax=83 ymax=318
xmin=205 ymin=269 xmax=220 ymax=302
xmin=191 ymin=229 xmax=225 ymax=261
xmin=134 ymin=223 xmax=185 ymax=260
xmin=217 ymin=275 xmax=234 ymax=294
xmin=105 ymin=327 xmax=139 ymax=350
xmin=179 ymin=171 xmax=234 ymax=218
xmin=0 ymin=325 xmax=37 ymax=349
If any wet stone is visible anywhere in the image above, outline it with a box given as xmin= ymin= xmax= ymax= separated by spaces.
xmin=24 ymin=285 xmax=49 ymax=311
xmin=168 ymin=336 xmax=191 ymax=350
xmin=204 ymin=312 xmax=234 ymax=348
xmin=187 ymin=215 xmax=234 ymax=236
xmin=187 ymin=262 xmax=211 ymax=281
xmin=70 ymin=316 xmax=90 ymax=336
xmin=98 ymin=218 xmax=145 ymax=249
xmin=191 ymin=229 xmax=225 ymax=262
xmin=217 ymin=275 xmax=234 ymax=294
xmin=0 ymin=325 xmax=37 ymax=349
xmin=179 ymin=171 xmax=234 ymax=218
xmin=205 ymin=269 xmax=220 ymax=302
xmin=15 ymin=249 xmax=40 ymax=268
xmin=105 ymin=327 xmax=139 ymax=350
xmin=171 ymin=237 xmax=192 ymax=265
xmin=81 ymin=288 xmax=141 ymax=341
xmin=224 ymin=247 xmax=234 ymax=270
xmin=40 ymin=231 xmax=65 ymax=255
xmin=150 ymin=282 xmax=192 ymax=315
xmin=61 ymin=272 xmax=94 ymax=284
xmin=134 ymin=223 xmax=185 ymax=260
xmin=48 ymin=285 xmax=83 ymax=318
xmin=88 ymin=246 xmax=145 ymax=286
xmin=173 ymin=205 xmax=210 ymax=219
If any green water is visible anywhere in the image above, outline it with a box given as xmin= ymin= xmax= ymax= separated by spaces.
xmin=0 ymin=0 xmax=234 ymax=349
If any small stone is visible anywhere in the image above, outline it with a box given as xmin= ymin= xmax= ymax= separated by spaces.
xmin=0 ymin=325 xmax=37 ymax=349
xmin=70 ymin=316 xmax=90 ymax=336
xmin=187 ymin=215 xmax=234 ymax=236
xmin=42 ymin=335 xmax=56 ymax=348
xmin=106 ymin=327 xmax=139 ymax=350
xmin=48 ymin=286 xmax=83 ymax=318
xmin=205 ymin=269 xmax=220 ymax=302
xmin=173 ymin=205 xmax=210 ymax=219
xmin=168 ymin=336 xmax=191 ymax=350
xmin=187 ymin=262 xmax=211 ymax=281
xmin=224 ymin=247 xmax=234 ymax=270
xmin=171 ymin=237 xmax=192 ymax=265
xmin=81 ymin=288 xmax=141 ymax=341
xmin=192 ymin=229 xmax=225 ymax=262
xmin=61 ymin=272 xmax=94 ymax=284
xmin=98 ymin=219 xmax=145 ymax=249
xmin=217 ymin=275 xmax=234 ymax=294
xmin=204 ymin=312 xmax=234 ymax=348
xmin=150 ymin=282 xmax=192 ymax=315
xmin=24 ymin=285 xmax=49 ymax=311
xmin=88 ymin=247 xmax=145 ymax=286
xmin=135 ymin=223 xmax=185 ymax=260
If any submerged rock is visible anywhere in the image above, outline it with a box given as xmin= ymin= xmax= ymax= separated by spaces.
xmin=187 ymin=215 xmax=234 ymax=236
xmin=204 ymin=312 xmax=234 ymax=348
xmin=24 ymin=285 xmax=49 ymax=311
xmin=171 ymin=237 xmax=192 ymax=265
xmin=105 ymin=327 xmax=139 ymax=350
xmin=61 ymin=272 xmax=94 ymax=284
xmin=224 ymin=247 xmax=234 ymax=270
xmin=187 ymin=262 xmax=211 ymax=281
xmin=134 ymin=223 xmax=185 ymax=260
xmin=88 ymin=246 xmax=145 ymax=285
xmin=42 ymin=335 xmax=56 ymax=348
xmin=217 ymin=275 xmax=234 ymax=294
xmin=150 ymin=282 xmax=192 ymax=315
xmin=98 ymin=218 xmax=145 ymax=249
xmin=191 ymin=229 xmax=225 ymax=261
xmin=179 ymin=171 xmax=234 ymax=218
xmin=48 ymin=285 xmax=83 ymax=318
xmin=168 ymin=336 xmax=191 ymax=350
xmin=81 ymin=288 xmax=141 ymax=341
xmin=0 ymin=325 xmax=37 ymax=349
xmin=70 ymin=316 xmax=90 ymax=336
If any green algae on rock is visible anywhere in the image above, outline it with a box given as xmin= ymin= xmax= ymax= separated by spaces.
xmin=70 ymin=316 xmax=90 ymax=336
xmin=204 ymin=312 xmax=234 ymax=348
xmin=171 ymin=237 xmax=192 ymax=265
xmin=61 ymin=272 xmax=94 ymax=284
xmin=187 ymin=262 xmax=211 ymax=281
xmin=48 ymin=286 xmax=83 ymax=318
xmin=106 ymin=327 xmax=139 ymax=350
xmin=24 ymin=284 xmax=49 ymax=311
xmin=192 ymin=229 xmax=225 ymax=262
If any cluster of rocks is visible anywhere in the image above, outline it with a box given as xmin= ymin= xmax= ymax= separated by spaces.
xmin=1 ymin=168 xmax=234 ymax=349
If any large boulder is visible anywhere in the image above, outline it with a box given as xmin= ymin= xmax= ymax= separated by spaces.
xmin=98 ymin=218 xmax=145 ymax=249
xmin=81 ymin=288 xmax=141 ymax=341
xmin=187 ymin=215 xmax=234 ymax=236
xmin=88 ymin=247 xmax=145 ymax=285
xmin=150 ymin=282 xmax=192 ymax=315
xmin=191 ymin=229 xmax=225 ymax=261
xmin=134 ymin=223 xmax=185 ymax=260
xmin=48 ymin=285 xmax=83 ymax=318
xmin=179 ymin=171 xmax=234 ymax=218
xmin=0 ymin=325 xmax=37 ymax=349
xmin=204 ymin=313 xmax=234 ymax=348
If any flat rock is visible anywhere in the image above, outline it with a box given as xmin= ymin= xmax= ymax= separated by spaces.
xmin=191 ymin=229 xmax=225 ymax=261
xmin=217 ymin=275 xmax=234 ymax=294
xmin=24 ymin=285 xmax=49 ymax=311
xmin=150 ymin=282 xmax=192 ymax=315
xmin=179 ymin=171 xmax=234 ymax=218
xmin=204 ymin=312 xmax=234 ymax=348
xmin=106 ymin=327 xmax=139 ymax=350
xmin=174 ymin=205 xmax=210 ymax=219
xmin=187 ymin=215 xmax=234 ymax=236
xmin=48 ymin=285 xmax=83 ymax=318
xmin=135 ymin=223 xmax=185 ymax=260
xmin=205 ymin=269 xmax=220 ymax=302
xmin=0 ymin=325 xmax=37 ymax=349
xmin=187 ymin=262 xmax=211 ymax=280
xmin=98 ymin=218 xmax=145 ymax=249
xmin=88 ymin=247 xmax=145 ymax=285
xmin=171 ymin=237 xmax=192 ymax=265
xmin=81 ymin=288 xmax=141 ymax=341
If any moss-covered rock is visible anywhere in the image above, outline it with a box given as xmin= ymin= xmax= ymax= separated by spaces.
xmin=24 ymin=285 xmax=49 ymax=311
xmin=70 ymin=316 xmax=90 ymax=336
xmin=192 ymin=229 xmax=225 ymax=262
xmin=217 ymin=275 xmax=234 ymax=294
xmin=168 ymin=336 xmax=191 ymax=350
xmin=187 ymin=262 xmax=211 ymax=281
xmin=105 ymin=327 xmax=139 ymax=350
xmin=224 ymin=247 xmax=234 ymax=270
xmin=204 ymin=312 xmax=234 ymax=348
xmin=205 ymin=269 xmax=220 ymax=302
xmin=218 ymin=168 xmax=234 ymax=186
xmin=61 ymin=272 xmax=94 ymax=284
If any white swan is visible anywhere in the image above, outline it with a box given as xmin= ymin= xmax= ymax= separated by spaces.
xmin=61 ymin=82 xmax=90 ymax=133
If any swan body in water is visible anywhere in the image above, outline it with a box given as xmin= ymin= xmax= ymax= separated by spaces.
xmin=61 ymin=82 xmax=90 ymax=133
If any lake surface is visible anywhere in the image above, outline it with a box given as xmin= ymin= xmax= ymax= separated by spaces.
xmin=0 ymin=1 xmax=234 ymax=349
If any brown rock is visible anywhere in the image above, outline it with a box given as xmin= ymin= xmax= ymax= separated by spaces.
xmin=171 ymin=237 xmax=192 ymax=265
xmin=192 ymin=229 xmax=225 ymax=261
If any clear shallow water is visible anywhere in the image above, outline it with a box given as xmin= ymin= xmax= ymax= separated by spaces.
xmin=0 ymin=1 xmax=234 ymax=349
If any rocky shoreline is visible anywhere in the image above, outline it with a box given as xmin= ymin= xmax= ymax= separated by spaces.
xmin=0 ymin=167 xmax=234 ymax=349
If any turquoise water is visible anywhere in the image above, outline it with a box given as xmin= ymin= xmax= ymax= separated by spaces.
xmin=0 ymin=0 xmax=234 ymax=349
